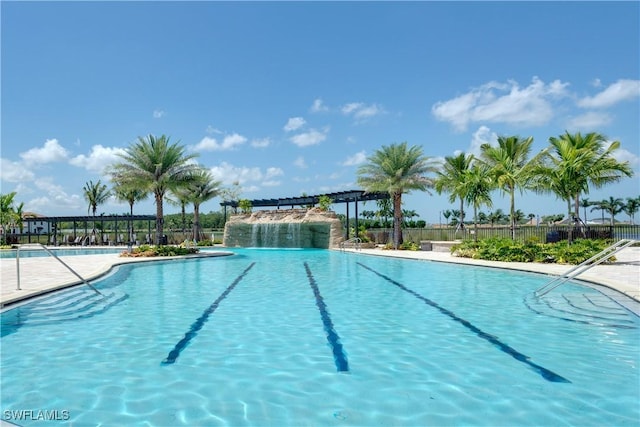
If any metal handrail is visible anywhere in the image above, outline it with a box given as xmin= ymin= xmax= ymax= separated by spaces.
xmin=16 ymin=243 xmax=103 ymax=295
xmin=339 ymin=237 xmax=362 ymax=251
xmin=534 ymin=239 xmax=637 ymax=298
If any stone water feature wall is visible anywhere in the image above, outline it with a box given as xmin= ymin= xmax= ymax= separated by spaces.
xmin=223 ymin=208 xmax=344 ymax=249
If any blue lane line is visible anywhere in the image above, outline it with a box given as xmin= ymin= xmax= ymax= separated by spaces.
xmin=304 ymin=262 xmax=349 ymax=372
xmin=162 ymin=262 xmax=256 ymax=365
xmin=357 ymin=262 xmax=570 ymax=383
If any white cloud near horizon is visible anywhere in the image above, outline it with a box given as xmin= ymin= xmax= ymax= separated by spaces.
xmin=283 ymin=117 xmax=306 ymax=132
xmin=341 ymin=150 xmax=367 ymax=166
xmin=289 ymin=128 xmax=328 ymax=147
xmin=68 ymin=144 xmax=126 ymax=174
xmin=0 ymin=158 xmax=35 ymax=182
xmin=432 ymin=77 xmax=570 ymax=132
xmin=208 ymin=162 xmax=284 ymax=187
xmin=20 ymin=139 xmax=69 ymax=165
xmin=194 ymin=133 xmax=247 ymax=151
xmin=577 ymin=79 xmax=640 ymax=108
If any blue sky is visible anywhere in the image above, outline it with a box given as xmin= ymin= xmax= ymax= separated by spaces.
xmin=2 ymin=1 xmax=639 ymax=224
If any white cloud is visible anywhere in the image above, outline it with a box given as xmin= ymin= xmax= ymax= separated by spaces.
xmin=0 ymin=158 xmax=35 ymax=182
xmin=577 ymin=79 xmax=640 ymax=108
xmin=69 ymin=145 xmax=127 ymax=173
xmin=251 ymin=137 xmax=271 ymax=148
xmin=289 ymin=128 xmax=328 ymax=147
xmin=341 ymin=102 xmax=385 ymax=122
xmin=25 ymin=178 xmax=84 ymax=214
xmin=468 ymin=126 xmax=498 ymax=157
xmin=284 ymin=117 xmax=306 ymax=132
xmin=565 ymin=111 xmax=613 ymax=131
xmin=432 ymin=77 xmax=570 ymax=131
xmin=341 ymin=150 xmax=367 ymax=166
xmin=208 ymin=162 xmax=284 ymax=187
xmin=293 ymin=156 xmax=307 ymax=169
xmin=20 ymin=139 xmax=69 ymax=165
xmin=153 ymin=109 xmax=166 ymax=118
xmin=194 ymin=133 xmax=247 ymax=151
xmin=607 ymin=141 xmax=640 ymax=167
xmin=205 ymin=125 xmax=223 ymax=134
xmin=310 ymin=98 xmax=329 ymax=113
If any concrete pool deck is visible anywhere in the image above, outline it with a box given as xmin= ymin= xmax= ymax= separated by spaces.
xmin=0 ymin=245 xmax=638 ymax=309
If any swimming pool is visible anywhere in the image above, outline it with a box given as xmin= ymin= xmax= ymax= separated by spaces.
xmin=1 ymin=249 xmax=638 ymax=426
xmin=0 ymin=247 xmax=124 ymax=259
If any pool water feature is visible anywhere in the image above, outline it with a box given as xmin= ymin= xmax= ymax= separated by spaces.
xmin=1 ymin=249 xmax=638 ymax=426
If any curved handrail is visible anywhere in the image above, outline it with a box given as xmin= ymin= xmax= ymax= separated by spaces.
xmin=339 ymin=237 xmax=362 ymax=251
xmin=15 ymin=243 xmax=103 ymax=295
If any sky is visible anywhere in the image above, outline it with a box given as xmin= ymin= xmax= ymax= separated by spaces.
xmin=2 ymin=1 xmax=639 ymax=225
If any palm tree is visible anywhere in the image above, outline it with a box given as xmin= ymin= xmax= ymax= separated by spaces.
xmin=580 ymin=198 xmax=592 ymax=223
xmin=357 ymin=142 xmax=437 ymax=249
xmin=113 ymin=185 xmax=149 ymax=242
xmin=183 ymin=168 xmax=222 ymax=242
xmin=0 ymin=192 xmax=19 ymax=245
xmin=488 ymin=209 xmax=507 ymax=227
xmin=590 ymin=200 xmax=607 ymax=224
xmin=464 ymin=163 xmax=494 ymax=241
xmin=434 ymin=152 xmax=474 ymax=234
xmin=623 ymin=196 xmax=640 ymax=225
xmin=480 ymin=135 xmax=536 ymax=239
xmin=83 ymin=180 xmax=110 ymax=217
xmin=599 ymin=197 xmax=624 ymax=225
xmin=442 ymin=209 xmax=452 ymax=226
xmin=544 ymin=131 xmax=633 ymax=221
xmin=108 ymin=134 xmax=200 ymax=245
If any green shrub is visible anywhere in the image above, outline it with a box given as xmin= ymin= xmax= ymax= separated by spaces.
xmin=452 ymin=238 xmax=612 ymax=265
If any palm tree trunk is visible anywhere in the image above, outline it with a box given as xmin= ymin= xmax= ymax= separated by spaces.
xmin=193 ymin=204 xmax=201 ymax=242
xmin=509 ymin=187 xmax=516 ymax=240
xmin=473 ymin=204 xmax=478 ymax=242
xmin=393 ymin=192 xmax=403 ymax=249
xmin=155 ymin=192 xmax=164 ymax=245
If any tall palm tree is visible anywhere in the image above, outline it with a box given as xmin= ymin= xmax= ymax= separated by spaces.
xmin=108 ymin=134 xmax=200 ymax=245
xmin=434 ymin=152 xmax=474 ymax=233
xmin=113 ymin=185 xmax=149 ymax=242
xmin=83 ymin=180 xmax=111 ymax=217
xmin=183 ymin=168 xmax=222 ymax=241
xmin=357 ymin=142 xmax=437 ymax=249
xmin=544 ymin=131 xmax=633 ymax=221
xmin=464 ymin=163 xmax=494 ymax=241
xmin=480 ymin=135 xmax=536 ymax=239
xmin=623 ymin=196 xmax=640 ymax=225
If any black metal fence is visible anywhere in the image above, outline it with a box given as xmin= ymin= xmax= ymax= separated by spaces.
xmin=366 ymin=224 xmax=640 ymax=244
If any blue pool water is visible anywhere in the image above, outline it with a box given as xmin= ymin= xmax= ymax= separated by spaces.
xmin=1 ymin=249 xmax=638 ymax=426
xmin=0 ymin=248 xmax=124 ymax=259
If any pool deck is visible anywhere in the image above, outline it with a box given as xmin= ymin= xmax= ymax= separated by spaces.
xmin=0 ymin=245 xmax=638 ymax=309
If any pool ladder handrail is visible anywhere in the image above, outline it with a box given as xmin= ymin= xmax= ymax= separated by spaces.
xmin=15 ymin=243 xmax=103 ymax=295
xmin=534 ymin=238 xmax=637 ymax=298
xmin=340 ymin=237 xmax=362 ymax=251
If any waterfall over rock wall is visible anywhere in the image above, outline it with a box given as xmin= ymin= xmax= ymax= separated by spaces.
xmin=223 ymin=208 xmax=343 ymax=249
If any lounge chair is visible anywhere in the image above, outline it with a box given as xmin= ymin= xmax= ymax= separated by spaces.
xmin=70 ymin=236 xmax=82 ymax=246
